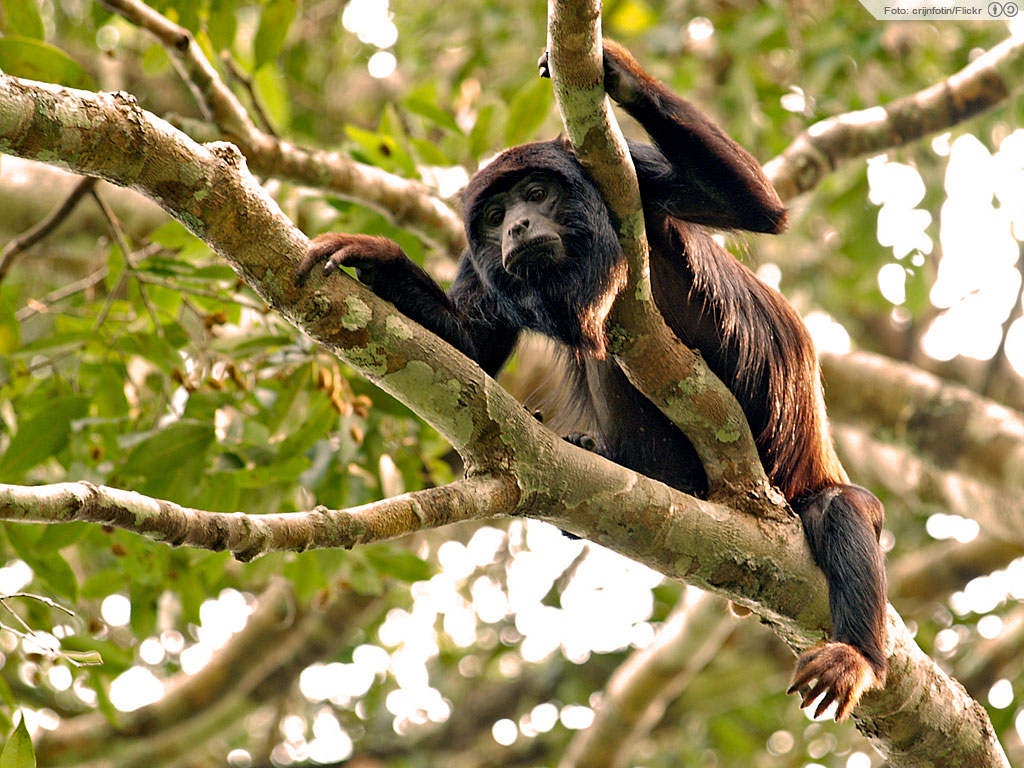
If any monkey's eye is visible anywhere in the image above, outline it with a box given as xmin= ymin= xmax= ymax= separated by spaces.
xmin=526 ymin=186 xmax=547 ymax=202
xmin=485 ymin=206 xmax=504 ymax=227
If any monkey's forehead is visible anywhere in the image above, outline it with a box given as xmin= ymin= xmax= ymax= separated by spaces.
xmin=462 ymin=138 xmax=584 ymax=222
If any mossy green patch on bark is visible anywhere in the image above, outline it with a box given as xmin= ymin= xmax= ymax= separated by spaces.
xmin=385 ymin=315 xmax=414 ymax=340
xmin=385 ymin=360 xmax=474 ymax=447
xmin=341 ymin=295 xmax=373 ymax=331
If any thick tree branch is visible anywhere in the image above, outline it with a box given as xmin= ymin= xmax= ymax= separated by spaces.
xmin=765 ymin=33 xmax=1024 ymax=201
xmin=98 ymin=0 xmax=466 ymax=259
xmin=891 ymin=536 xmax=1024 ymax=604
xmin=834 ymin=424 xmax=1024 ymax=546
xmin=545 ymin=0 xmax=775 ymax=506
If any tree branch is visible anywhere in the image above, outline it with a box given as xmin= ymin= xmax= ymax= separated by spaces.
xmin=825 ymin=351 xmax=1024 ymax=543
xmin=834 ymin=424 xmax=1024 ymax=546
xmin=37 ymin=579 xmax=382 ymax=766
xmin=559 ymin=592 xmax=734 ymax=768
xmin=765 ymin=33 xmax=1024 ymax=201
xmin=0 ymin=478 xmax=514 ymax=561
xmin=0 ymin=175 xmax=97 ymax=281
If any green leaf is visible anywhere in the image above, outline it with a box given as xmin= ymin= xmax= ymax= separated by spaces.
xmin=170 ymin=0 xmax=201 ymax=34
xmin=1 ymin=0 xmax=44 ymax=39
xmin=276 ymin=396 xmax=335 ymax=460
xmin=409 ymin=137 xmax=450 ymax=166
xmin=365 ymin=546 xmax=432 ymax=583
xmin=608 ymin=0 xmax=656 ymax=33
xmin=0 ymin=715 xmax=36 ymax=768
xmin=505 ymin=77 xmax=552 ymax=146
xmin=253 ymin=0 xmax=296 ymax=69
xmin=36 ymin=522 xmax=89 ymax=553
xmin=469 ymin=103 xmax=497 ymax=161
xmin=121 ymin=420 xmax=215 ymax=477
xmin=26 ymin=551 xmax=79 ymax=599
xmin=345 ymin=125 xmax=407 ymax=173
xmin=88 ymin=669 xmax=119 ymax=725
xmin=207 ymin=0 xmax=238 ymax=50
xmin=0 ymin=293 xmax=21 ymax=356
xmin=405 ymin=96 xmax=463 ymax=135
xmin=196 ymin=471 xmax=240 ymax=513
xmin=0 ymin=38 xmax=91 ymax=88
xmin=0 ymin=674 xmax=15 ymax=713
xmin=80 ymin=568 xmax=127 ymax=600
xmin=63 ymin=650 xmax=103 ymax=666
xmin=253 ymin=64 xmax=292 ymax=132
xmin=89 ymin=364 xmax=130 ymax=419
xmin=0 ymin=395 xmax=89 ymax=479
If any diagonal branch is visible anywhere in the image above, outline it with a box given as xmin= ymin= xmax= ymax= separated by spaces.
xmin=37 ymin=579 xmax=382 ymax=766
xmin=765 ymin=33 xmax=1024 ymax=201
xmin=0 ymin=176 xmax=98 ymax=282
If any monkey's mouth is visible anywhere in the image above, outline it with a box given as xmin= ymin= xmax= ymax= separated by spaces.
xmin=503 ymin=236 xmax=564 ymax=275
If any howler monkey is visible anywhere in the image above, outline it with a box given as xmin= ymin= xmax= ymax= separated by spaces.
xmin=300 ymin=41 xmax=887 ymax=721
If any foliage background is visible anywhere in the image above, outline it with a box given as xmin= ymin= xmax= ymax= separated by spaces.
xmin=1 ymin=0 xmax=1023 ymax=766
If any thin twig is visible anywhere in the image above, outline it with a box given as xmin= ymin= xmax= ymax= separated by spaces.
xmin=221 ymin=52 xmax=280 ymax=138
xmin=136 ymin=274 xmax=266 ymax=310
xmin=90 ymin=189 xmax=164 ymax=336
xmin=0 ymin=176 xmax=98 ymax=282
xmin=16 ymin=267 xmax=108 ymax=321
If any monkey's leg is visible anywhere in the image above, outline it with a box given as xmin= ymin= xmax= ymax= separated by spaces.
xmin=789 ymin=484 xmax=887 ymax=720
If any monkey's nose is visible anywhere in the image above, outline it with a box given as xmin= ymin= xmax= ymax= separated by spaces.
xmin=509 ymin=218 xmax=530 ymax=238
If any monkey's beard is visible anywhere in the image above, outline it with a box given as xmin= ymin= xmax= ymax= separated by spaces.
xmin=502 ymin=236 xmax=565 ymax=279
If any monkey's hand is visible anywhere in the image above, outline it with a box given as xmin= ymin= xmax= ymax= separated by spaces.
xmin=299 ymin=232 xmax=478 ymax=359
xmin=601 ymin=40 xmax=649 ymax=106
xmin=298 ymin=233 xmax=408 ymax=292
xmin=537 ymin=41 xmax=646 ymax=107
xmin=788 ymin=642 xmax=884 ymax=721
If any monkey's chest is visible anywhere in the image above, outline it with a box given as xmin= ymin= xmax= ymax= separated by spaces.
xmin=583 ymin=359 xmax=706 ymax=496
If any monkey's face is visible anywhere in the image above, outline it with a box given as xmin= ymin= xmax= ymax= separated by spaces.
xmin=478 ymin=172 xmax=567 ymax=280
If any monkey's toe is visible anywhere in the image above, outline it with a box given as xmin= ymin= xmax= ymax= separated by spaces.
xmin=788 ymin=642 xmax=881 ymax=721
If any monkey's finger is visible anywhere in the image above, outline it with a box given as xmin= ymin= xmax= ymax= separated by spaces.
xmin=833 ymin=692 xmax=856 ymax=722
xmin=298 ymin=233 xmax=358 ymax=284
xmin=799 ymin=679 xmax=829 ymax=710
xmin=812 ymin=688 xmax=838 ymax=719
xmin=787 ymin=647 xmax=826 ymax=694
xmin=787 ymin=663 xmax=819 ymax=694
xmin=537 ymin=50 xmax=550 ymax=78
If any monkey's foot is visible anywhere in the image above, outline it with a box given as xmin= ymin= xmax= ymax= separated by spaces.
xmin=787 ymin=642 xmax=883 ymax=721
xmin=563 ymin=432 xmax=599 ymax=452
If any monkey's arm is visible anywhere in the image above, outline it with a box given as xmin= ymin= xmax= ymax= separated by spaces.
xmin=300 ymin=233 xmax=518 ymax=376
xmin=604 ymin=41 xmax=786 ymax=234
